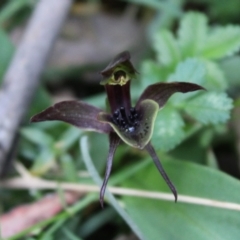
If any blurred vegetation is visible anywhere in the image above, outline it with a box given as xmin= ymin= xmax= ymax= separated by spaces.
xmin=1 ymin=0 xmax=240 ymax=239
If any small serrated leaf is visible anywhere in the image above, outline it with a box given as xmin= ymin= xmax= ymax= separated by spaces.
xmin=200 ymin=26 xmax=240 ymax=59
xmin=153 ymin=29 xmax=181 ymax=66
xmin=168 ymin=58 xmax=206 ymax=85
xmin=167 ymin=58 xmax=206 ymax=104
xmin=204 ymin=60 xmax=227 ymax=91
xmin=152 ymin=106 xmax=185 ymax=151
xmin=178 ymin=11 xmax=208 ymax=57
xmin=184 ymin=92 xmax=233 ymax=124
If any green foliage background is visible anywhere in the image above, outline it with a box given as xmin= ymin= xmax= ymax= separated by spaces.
xmin=1 ymin=0 xmax=240 ymax=239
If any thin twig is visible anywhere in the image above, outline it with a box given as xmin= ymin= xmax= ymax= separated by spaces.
xmin=1 ymin=176 xmax=240 ymax=211
xmin=0 ymin=0 xmax=73 ymax=175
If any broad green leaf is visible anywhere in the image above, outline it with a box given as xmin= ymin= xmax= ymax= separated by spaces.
xmin=122 ymin=158 xmax=240 ymax=240
xmin=153 ymin=29 xmax=181 ymax=66
xmin=204 ymin=60 xmax=227 ymax=91
xmin=169 ymin=126 xmax=220 ymax=165
xmin=200 ymin=26 xmax=240 ymax=59
xmin=152 ymin=106 xmax=185 ymax=151
xmin=178 ymin=12 xmax=208 ymax=57
xmin=0 ymin=28 xmax=14 ymax=81
xmin=168 ymin=58 xmax=206 ymax=85
xmin=170 ymin=132 xmax=207 ymax=165
xmin=184 ymin=92 xmax=233 ymax=124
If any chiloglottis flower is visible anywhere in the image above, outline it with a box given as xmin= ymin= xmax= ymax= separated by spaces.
xmin=31 ymin=51 xmax=205 ymax=207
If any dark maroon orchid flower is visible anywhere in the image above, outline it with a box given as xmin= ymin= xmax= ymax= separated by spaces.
xmin=31 ymin=51 xmax=205 ymax=207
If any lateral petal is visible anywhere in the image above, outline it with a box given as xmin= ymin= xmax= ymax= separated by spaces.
xmin=31 ymin=101 xmax=111 ymax=133
xmin=137 ymin=82 xmax=205 ymax=108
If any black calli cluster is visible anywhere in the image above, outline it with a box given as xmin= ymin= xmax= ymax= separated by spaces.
xmin=112 ymin=106 xmax=140 ymax=133
xmin=31 ymin=51 xmax=205 ymax=207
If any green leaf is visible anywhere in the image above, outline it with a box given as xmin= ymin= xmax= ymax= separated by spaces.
xmin=168 ymin=58 xmax=227 ymax=91
xmin=62 ymin=228 xmax=83 ymax=240
xmin=122 ymin=158 xmax=240 ymax=240
xmin=57 ymin=126 xmax=82 ymax=152
xmin=0 ymin=0 xmax=35 ymax=25
xmin=125 ymin=0 xmax=181 ymax=16
xmin=78 ymin=207 xmax=116 ymax=238
xmin=207 ymin=0 xmax=240 ymax=23
xmin=140 ymin=60 xmax=166 ymax=88
xmin=30 ymin=148 xmax=56 ymax=175
xmin=167 ymin=58 xmax=206 ymax=104
xmin=168 ymin=58 xmax=206 ymax=85
xmin=220 ymin=56 xmax=240 ymax=86
xmin=87 ymin=132 xmax=109 ymax=174
xmin=204 ymin=60 xmax=227 ymax=91
xmin=184 ymin=92 xmax=233 ymax=124
xmin=80 ymin=136 xmax=144 ymax=239
xmin=151 ymin=106 xmax=185 ymax=151
xmin=28 ymin=87 xmax=52 ymax=118
xmin=125 ymin=0 xmax=165 ymax=9
xmin=178 ymin=12 xmax=208 ymax=57
xmin=0 ymin=28 xmax=14 ymax=81
xmin=21 ymin=127 xmax=54 ymax=147
xmin=153 ymin=29 xmax=181 ymax=66
xmin=59 ymin=154 xmax=79 ymax=182
xmin=200 ymin=26 xmax=240 ymax=59
xmin=170 ymin=132 xmax=207 ymax=165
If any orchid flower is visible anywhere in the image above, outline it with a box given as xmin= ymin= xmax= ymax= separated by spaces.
xmin=31 ymin=51 xmax=204 ymax=207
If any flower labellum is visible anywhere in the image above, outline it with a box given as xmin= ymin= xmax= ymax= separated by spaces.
xmin=31 ymin=51 xmax=205 ymax=207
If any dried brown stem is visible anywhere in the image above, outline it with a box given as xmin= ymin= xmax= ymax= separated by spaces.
xmin=0 ymin=0 xmax=73 ymax=175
